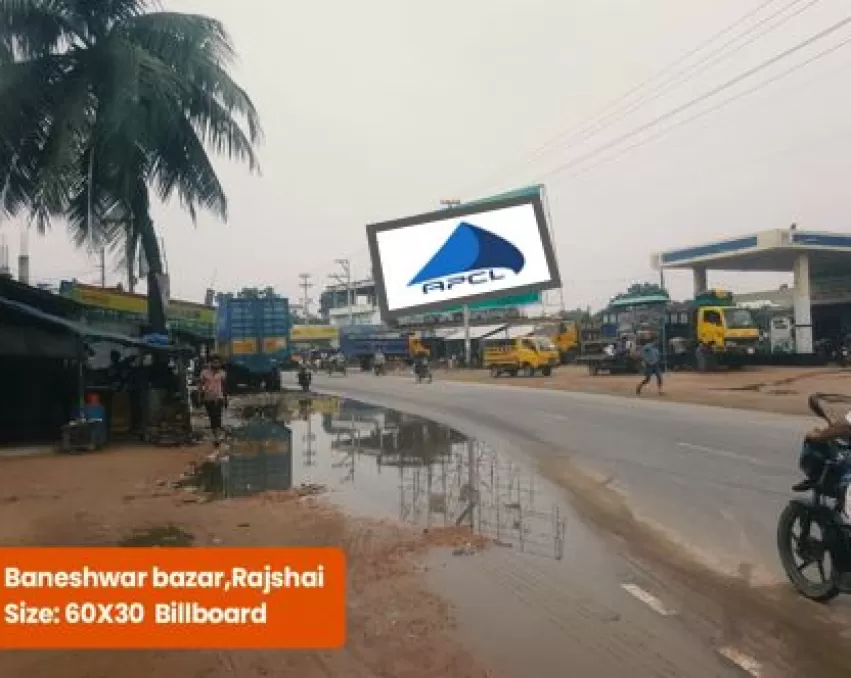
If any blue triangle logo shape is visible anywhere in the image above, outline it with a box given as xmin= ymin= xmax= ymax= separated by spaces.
xmin=408 ymin=223 xmax=525 ymax=286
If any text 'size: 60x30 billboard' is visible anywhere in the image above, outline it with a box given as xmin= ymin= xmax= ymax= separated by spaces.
xmin=366 ymin=190 xmax=561 ymax=321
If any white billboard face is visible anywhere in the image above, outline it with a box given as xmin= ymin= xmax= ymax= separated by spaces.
xmin=366 ymin=193 xmax=560 ymax=320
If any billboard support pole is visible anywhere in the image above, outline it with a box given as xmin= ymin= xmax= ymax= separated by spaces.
xmin=439 ymin=198 xmax=471 ymax=366
xmin=463 ymin=304 xmax=471 ymax=367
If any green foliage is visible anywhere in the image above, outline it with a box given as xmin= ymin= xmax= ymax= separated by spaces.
xmin=0 ymin=0 xmax=262 ymax=327
xmin=610 ymin=282 xmax=669 ymax=304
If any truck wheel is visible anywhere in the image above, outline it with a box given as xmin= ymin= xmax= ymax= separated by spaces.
xmin=509 ymin=369 xmax=519 ymax=377
xmin=589 ymin=364 xmax=600 ymax=376
xmin=542 ymin=366 xmax=553 ymax=377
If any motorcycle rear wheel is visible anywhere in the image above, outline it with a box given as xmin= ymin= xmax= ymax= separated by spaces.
xmin=777 ymin=502 xmax=841 ymax=602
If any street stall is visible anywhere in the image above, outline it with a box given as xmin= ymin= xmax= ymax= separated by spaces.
xmin=0 ymin=296 xmax=193 ymax=451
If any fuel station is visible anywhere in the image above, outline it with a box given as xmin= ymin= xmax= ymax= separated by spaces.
xmin=653 ymin=229 xmax=851 ymax=354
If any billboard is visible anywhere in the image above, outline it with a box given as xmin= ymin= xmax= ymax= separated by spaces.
xmin=367 ymin=191 xmax=560 ymax=320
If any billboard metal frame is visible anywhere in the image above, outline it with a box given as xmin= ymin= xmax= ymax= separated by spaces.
xmin=366 ymin=192 xmax=561 ymax=322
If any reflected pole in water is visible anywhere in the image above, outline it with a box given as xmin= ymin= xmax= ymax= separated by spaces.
xmin=468 ymin=439 xmax=476 ymax=530
xmin=302 ymin=412 xmax=316 ymax=468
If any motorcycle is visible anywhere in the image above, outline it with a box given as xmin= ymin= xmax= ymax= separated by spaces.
xmin=777 ymin=393 xmax=851 ymax=602
xmin=373 ymin=362 xmax=385 ymax=376
xmin=414 ymin=362 xmax=432 ymax=384
xmin=297 ymin=368 xmax=312 ymax=393
xmin=326 ymin=359 xmax=347 ymax=377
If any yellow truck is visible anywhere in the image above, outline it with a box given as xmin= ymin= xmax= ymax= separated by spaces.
xmin=482 ymin=336 xmax=560 ymax=377
xmin=666 ymin=289 xmax=761 ymax=370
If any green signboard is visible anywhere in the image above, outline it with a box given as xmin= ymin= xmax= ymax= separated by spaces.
xmin=438 ymin=292 xmax=540 ymax=313
xmin=461 ymin=184 xmax=542 ymax=208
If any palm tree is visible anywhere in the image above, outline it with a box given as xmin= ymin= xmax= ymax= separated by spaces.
xmin=0 ymin=0 xmax=262 ymax=331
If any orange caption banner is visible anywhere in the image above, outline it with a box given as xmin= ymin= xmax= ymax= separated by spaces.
xmin=0 ymin=547 xmax=345 ymax=649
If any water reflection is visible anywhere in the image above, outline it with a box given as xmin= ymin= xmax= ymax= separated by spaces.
xmin=225 ymin=394 xmax=566 ymax=560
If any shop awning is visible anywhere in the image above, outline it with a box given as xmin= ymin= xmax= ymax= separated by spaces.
xmin=443 ymin=324 xmax=507 ymax=341
xmin=0 ymin=296 xmax=191 ymax=354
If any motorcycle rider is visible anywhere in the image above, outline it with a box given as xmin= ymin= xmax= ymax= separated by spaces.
xmin=805 ymin=408 xmax=851 ymax=523
xmin=297 ymin=361 xmax=311 ymax=391
xmin=415 ymin=353 xmax=430 ymax=379
xmin=374 ymin=350 xmax=386 ymax=374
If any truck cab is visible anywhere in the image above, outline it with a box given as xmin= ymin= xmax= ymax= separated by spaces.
xmin=691 ymin=290 xmax=760 ymax=355
xmin=483 ymin=336 xmax=559 ymax=378
xmin=407 ymin=334 xmax=430 ymax=359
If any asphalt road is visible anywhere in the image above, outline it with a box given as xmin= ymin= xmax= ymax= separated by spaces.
xmin=304 ymin=371 xmax=851 ymax=677
xmin=311 ymin=371 xmax=810 ymax=583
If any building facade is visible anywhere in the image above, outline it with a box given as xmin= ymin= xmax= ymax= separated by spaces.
xmin=59 ymin=281 xmax=215 ymax=339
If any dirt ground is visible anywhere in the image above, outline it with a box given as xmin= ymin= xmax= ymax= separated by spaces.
xmin=437 ymin=365 xmax=851 ymax=416
xmin=0 ymin=443 xmax=493 ymax=678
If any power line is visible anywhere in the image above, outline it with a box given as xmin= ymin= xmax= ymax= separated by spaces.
xmin=453 ymin=0 xmax=785 ymax=197
xmin=560 ymin=34 xmax=851 ymax=181
xmin=298 ymin=272 xmax=313 ymax=320
xmin=554 ymin=0 xmax=821 ymax=158
xmin=536 ymin=15 xmax=851 ymax=181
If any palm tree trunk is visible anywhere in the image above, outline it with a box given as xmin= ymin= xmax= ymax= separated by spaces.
xmin=138 ymin=216 xmax=167 ymax=334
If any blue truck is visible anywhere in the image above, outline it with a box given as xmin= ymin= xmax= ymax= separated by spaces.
xmin=215 ymin=288 xmax=292 ymax=392
xmin=339 ymin=325 xmax=430 ymax=368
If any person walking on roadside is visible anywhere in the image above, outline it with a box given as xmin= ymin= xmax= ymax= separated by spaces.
xmin=199 ymin=354 xmax=228 ymax=445
xmin=636 ymin=338 xmax=663 ymax=395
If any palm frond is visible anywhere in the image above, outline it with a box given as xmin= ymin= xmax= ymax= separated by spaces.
xmin=0 ymin=0 xmax=86 ymax=58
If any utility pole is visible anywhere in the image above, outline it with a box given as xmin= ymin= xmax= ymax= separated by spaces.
xmin=440 ymin=199 xmax=470 ymax=366
xmin=100 ymin=245 xmax=106 ymax=288
xmin=298 ymin=273 xmax=313 ymax=322
xmin=330 ymin=259 xmax=352 ymax=326
xmin=659 ymin=265 xmax=667 ymax=372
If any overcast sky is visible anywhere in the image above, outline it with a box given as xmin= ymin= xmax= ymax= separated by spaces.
xmin=7 ymin=0 xmax=851 ymax=311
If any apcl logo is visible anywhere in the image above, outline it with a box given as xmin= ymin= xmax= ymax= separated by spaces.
xmin=408 ymin=222 xmax=526 ymax=294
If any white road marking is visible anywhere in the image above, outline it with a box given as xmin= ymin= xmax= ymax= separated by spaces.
xmin=676 ymin=442 xmax=778 ymax=468
xmin=717 ymin=646 xmax=762 ymax=676
xmin=620 ymin=583 xmax=676 ymax=616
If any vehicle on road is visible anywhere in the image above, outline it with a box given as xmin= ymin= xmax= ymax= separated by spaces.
xmin=483 ymin=336 xmax=559 ymax=377
xmin=538 ymin=320 xmax=581 ymax=364
xmin=414 ymin=361 xmax=432 ymax=383
xmin=297 ymin=366 xmax=312 ymax=392
xmin=666 ymin=290 xmax=761 ymax=371
xmin=326 ymin=359 xmax=347 ymax=377
xmin=373 ymin=362 xmax=385 ymax=376
xmin=585 ymin=288 xmax=760 ymax=373
xmin=577 ymin=348 xmax=642 ymax=375
xmin=339 ymin=325 xmax=430 ymax=370
xmin=777 ymin=393 xmax=851 ymax=602
xmin=215 ymin=288 xmax=290 ymax=392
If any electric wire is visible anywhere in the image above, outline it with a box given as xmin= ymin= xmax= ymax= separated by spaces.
xmin=454 ymin=0 xmax=788 ymax=197
xmin=556 ymin=0 xmax=822 ymax=158
xmin=557 ymin=34 xmax=851 ymax=181
xmin=532 ymin=15 xmax=851 ymax=182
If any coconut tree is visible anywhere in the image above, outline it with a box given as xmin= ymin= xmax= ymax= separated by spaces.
xmin=0 ymin=0 xmax=262 ymax=331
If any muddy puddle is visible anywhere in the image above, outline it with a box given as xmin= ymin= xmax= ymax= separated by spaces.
xmin=207 ymin=393 xmax=570 ymax=560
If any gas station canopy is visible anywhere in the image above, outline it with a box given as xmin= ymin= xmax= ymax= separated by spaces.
xmin=653 ymin=229 xmax=851 ymax=275
xmin=651 ymin=228 xmax=851 ymax=355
